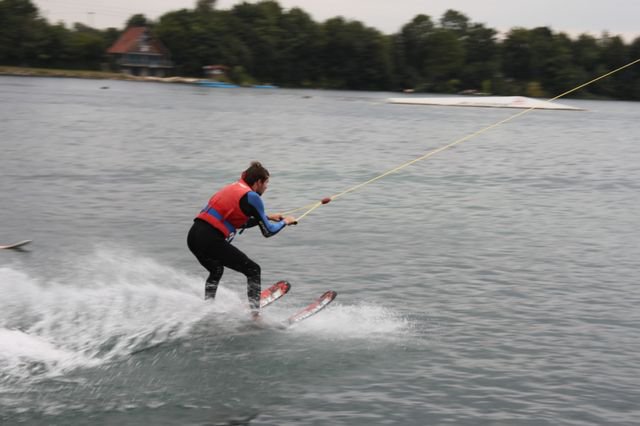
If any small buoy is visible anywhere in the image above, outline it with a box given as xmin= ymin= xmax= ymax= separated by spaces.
xmin=321 ymin=197 xmax=331 ymax=204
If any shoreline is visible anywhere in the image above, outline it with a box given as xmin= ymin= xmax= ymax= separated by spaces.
xmin=0 ymin=66 xmax=199 ymax=84
xmin=0 ymin=66 xmax=630 ymax=101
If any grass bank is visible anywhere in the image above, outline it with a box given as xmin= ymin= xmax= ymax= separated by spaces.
xmin=0 ymin=66 xmax=140 ymax=80
xmin=0 ymin=66 xmax=198 ymax=83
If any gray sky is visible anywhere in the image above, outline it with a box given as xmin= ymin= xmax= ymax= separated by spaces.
xmin=35 ymin=0 xmax=640 ymax=42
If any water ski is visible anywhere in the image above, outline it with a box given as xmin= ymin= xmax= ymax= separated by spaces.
xmin=286 ymin=290 xmax=337 ymax=326
xmin=0 ymin=240 xmax=32 ymax=250
xmin=259 ymin=282 xmax=337 ymax=327
xmin=260 ymin=280 xmax=291 ymax=308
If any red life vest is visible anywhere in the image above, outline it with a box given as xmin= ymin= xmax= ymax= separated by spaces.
xmin=196 ymin=179 xmax=252 ymax=239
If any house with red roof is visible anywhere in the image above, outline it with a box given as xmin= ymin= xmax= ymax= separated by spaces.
xmin=107 ymin=27 xmax=173 ymax=77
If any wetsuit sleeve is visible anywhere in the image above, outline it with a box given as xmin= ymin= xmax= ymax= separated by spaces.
xmin=240 ymin=192 xmax=286 ymax=237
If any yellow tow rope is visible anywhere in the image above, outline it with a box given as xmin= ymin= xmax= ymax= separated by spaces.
xmin=285 ymin=58 xmax=640 ymax=222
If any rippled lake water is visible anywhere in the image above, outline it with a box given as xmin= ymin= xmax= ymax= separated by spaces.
xmin=1 ymin=76 xmax=639 ymax=425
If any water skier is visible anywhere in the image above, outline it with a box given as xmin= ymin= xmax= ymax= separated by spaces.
xmin=187 ymin=161 xmax=296 ymax=318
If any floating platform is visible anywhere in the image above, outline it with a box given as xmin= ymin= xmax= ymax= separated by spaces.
xmin=196 ymin=80 xmax=239 ymax=88
xmin=388 ymin=96 xmax=584 ymax=111
xmin=195 ymin=81 xmax=278 ymax=89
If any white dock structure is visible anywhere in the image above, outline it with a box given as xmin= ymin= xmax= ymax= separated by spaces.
xmin=388 ymin=96 xmax=584 ymax=111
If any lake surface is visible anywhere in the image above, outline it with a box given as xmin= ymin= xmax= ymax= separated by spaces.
xmin=1 ymin=76 xmax=639 ymax=425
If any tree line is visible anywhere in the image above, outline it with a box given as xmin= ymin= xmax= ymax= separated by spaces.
xmin=1 ymin=0 xmax=639 ymax=99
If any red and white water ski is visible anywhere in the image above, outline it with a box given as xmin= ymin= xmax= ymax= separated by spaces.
xmin=0 ymin=240 xmax=32 ymax=250
xmin=260 ymin=280 xmax=291 ymax=308
xmin=286 ymin=290 xmax=337 ymax=326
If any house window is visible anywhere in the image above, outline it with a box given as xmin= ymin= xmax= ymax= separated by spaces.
xmin=140 ymin=31 xmax=150 ymax=52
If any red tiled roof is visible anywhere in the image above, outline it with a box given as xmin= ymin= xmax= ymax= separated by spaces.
xmin=107 ymin=27 xmax=168 ymax=55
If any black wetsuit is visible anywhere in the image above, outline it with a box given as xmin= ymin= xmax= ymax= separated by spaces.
xmin=187 ymin=192 xmax=286 ymax=310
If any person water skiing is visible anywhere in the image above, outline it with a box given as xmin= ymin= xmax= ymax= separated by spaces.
xmin=187 ymin=161 xmax=296 ymax=317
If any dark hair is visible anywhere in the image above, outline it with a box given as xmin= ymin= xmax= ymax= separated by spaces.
xmin=242 ymin=161 xmax=270 ymax=185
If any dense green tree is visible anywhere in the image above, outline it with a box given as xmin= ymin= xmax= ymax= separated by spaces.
xmin=545 ymin=32 xmax=584 ymax=95
xmin=66 ymin=24 xmax=107 ymax=70
xmin=501 ymin=28 xmax=533 ymax=81
xmin=230 ymin=1 xmax=286 ymax=83
xmin=460 ymin=23 xmax=499 ymax=90
xmin=319 ymin=17 xmax=391 ymax=90
xmin=279 ymin=7 xmax=322 ymax=86
xmin=629 ymin=38 xmax=640 ymax=99
xmin=103 ymin=27 xmax=121 ymax=48
xmin=440 ymin=9 xmax=469 ymax=35
xmin=572 ymin=34 xmax=600 ymax=73
xmin=423 ymin=28 xmax=464 ymax=91
xmin=0 ymin=0 xmax=40 ymax=65
xmin=395 ymin=14 xmax=435 ymax=89
xmin=32 ymin=22 xmax=71 ymax=67
xmin=596 ymin=34 xmax=631 ymax=98
xmin=155 ymin=9 xmax=203 ymax=75
xmin=125 ymin=14 xmax=149 ymax=28
xmin=195 ymin=0 xmax=217 ymax=13
xmin=0 ymin=0 xmax=638 ymax=99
